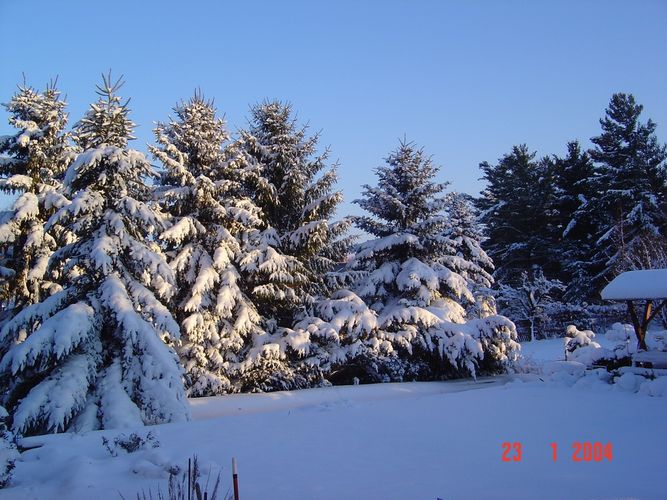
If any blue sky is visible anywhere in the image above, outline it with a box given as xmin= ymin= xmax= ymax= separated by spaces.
xmin=1 ymin=0 xmax=666 ymax=218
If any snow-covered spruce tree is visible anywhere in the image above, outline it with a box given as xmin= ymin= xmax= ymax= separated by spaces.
xmin=150 ymin=93 xmax=264 ymax=396
xmin=0 ymin=80 xmax=73 ymax=320
xmin=350 ymin=141 xmax=519 ymax=380
xmin=291 ymin=289 xmax=409 ymax=384
xmin=442 ymin=193 xmax=496 ymax=318
xmin=234 ymin=101 xmax=352 ymax=390
xmin=587 ymin=93 xmax=667 ymax=291
xmin=0 ymin=75 xmax=189 ymax=434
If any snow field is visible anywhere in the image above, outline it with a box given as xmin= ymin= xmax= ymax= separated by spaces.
xmin=5 ymin=369 xmax=667 ymax=500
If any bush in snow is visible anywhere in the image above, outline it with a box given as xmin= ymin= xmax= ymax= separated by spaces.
xmin=151 ymin=93 xmax=264 ymax=396
xmin=350 ymin=140 xmax=519 ymax=380
xmin=0 ymin=75 xmax=189 ymax=435
xmin=605 ymin=323 xmax=635 ymax=359
xmin=102 ymin=431 xmax=160 ymax=457
xmin=564 ymin=325 xmax=615 ymax=367
xmin=0 ymin=80 xmax=73 ymax=321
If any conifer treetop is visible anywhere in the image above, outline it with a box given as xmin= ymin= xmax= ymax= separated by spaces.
xmin=73 ymin=73 xmax=135 ymax=150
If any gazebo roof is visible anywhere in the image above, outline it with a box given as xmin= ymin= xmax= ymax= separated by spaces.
xmin=601 ymin=269 xmax=667 ymax=301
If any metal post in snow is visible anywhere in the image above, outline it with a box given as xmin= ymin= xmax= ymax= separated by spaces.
xmin=232 ymin=457 xmax=240 ymax=500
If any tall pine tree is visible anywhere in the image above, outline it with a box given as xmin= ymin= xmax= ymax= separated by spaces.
xmin=442 ymin=193 xmax=496 ymax=317
xmin=0 ymin=75 xmax=189 ymax=434
xmin=237 ymin=101 xmax=350 ymax=320
xmin=587 ymin=93 xmax=667 ymax=289
xmin=150 ymin=93 xmax=264 ymax=396
xmin=550 ymin=141 xmax=598 ymax=302
xmin=351 ymin=141 xmax=518 ymax=380
xmin=0 ymin=81 xmax=73 ymax=318
xmin=477 ymin=145 xmax=558 ymax=284
xmin=234 ymin=101 xmax=352 ymax=390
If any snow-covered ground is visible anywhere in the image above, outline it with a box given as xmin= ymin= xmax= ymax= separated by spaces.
xmin=3 ymin=338 xmax=667 ymax=500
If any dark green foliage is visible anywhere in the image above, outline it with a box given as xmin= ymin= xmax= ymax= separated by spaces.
xmin=548 ymin=141 xmax=599 ymax=301
xmin=237 ymin=100 xmax=351 ymax=327
xmin=476 ymin=145 xmax=557 ymax=284
xmin=587 ymin=93 xmax=667 ymax=288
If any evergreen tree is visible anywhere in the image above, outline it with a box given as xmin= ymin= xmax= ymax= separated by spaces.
xmin=588 ymin=93 xmax=667 ymax=289
xmin=351 ymin=141 xmax=518 ymax=379
xmin=237 ymin=100 xmax=351 ymax=324
xmin=150 ymin=93 xmax=263 ymax=396
xmin=442 ymin=193 xmax=495 ymax=317
xmin=0 ymin=81 xmax=73 ymax=318
xmin=551 ymin=141 xmax=598 ymax=301
xmin=476 ymin=145 xmax=557 ymax=284
xmin=234 ymin=101 xmax=352 ymax=390
xmin=0 ymin=75 xmax=189 ymax=434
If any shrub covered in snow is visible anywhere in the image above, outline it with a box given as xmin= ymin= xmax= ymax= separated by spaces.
xmin=605 ymin=323 xmax=635 ymax=360
xmin=102 ymin=431 xmax=160 ymax=457
xmin=564 ymin=325 xmax=610 ymax=366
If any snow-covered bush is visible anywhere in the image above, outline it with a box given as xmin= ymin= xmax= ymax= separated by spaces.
xmin=647 ymin=330 xmax=667 ymax=352
xmin=102 ymin=431 xmax=160 ymax=457
xmin=564 ymin=325 xmax=610 ymax=366
xmin=605 ymin=323 xmax=635 ymax=359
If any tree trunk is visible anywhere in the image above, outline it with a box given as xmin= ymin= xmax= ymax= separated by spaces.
xmin=529 ymin=318 xmax=535 ymax=342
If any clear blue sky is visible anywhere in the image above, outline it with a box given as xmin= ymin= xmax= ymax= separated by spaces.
xmin=1 ymin=0 xmax=666 ymax=218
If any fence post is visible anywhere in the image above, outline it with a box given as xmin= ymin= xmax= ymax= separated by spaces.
xmin=232 ymin=457 xmax=239 ymax=500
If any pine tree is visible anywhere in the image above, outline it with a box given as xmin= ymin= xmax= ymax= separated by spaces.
xmin=442 ymin=193 xmax=495 ymax=317
xmin=351 ymin=141 xmax=519 ymax=379
xmin=550 ymin=141 xmax=598 ymax=302
xmin=588 ymin=93 xmax=667 ymax=290
xmin=150 ymin=93 xmax=263 ymax=396
xmin=234 ymin=100 xmax=352 ymax=390
xmin=237 ymin=101 xmax=350 ymax=321
xmin=0 ymin=75 xmax=189 ymax=434
xmin=476 ymin=145 xmax=557 ymax=284
xmin=0 ymin=80 xmax=73 ymax=318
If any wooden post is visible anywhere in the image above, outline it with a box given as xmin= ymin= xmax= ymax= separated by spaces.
xmin=232 ymin=457 xmax=239 ymax=500
xmin=627 ymin=301 xmax=643 ymax=350
xmin=188 ymin=457 xmax=192 ymax=500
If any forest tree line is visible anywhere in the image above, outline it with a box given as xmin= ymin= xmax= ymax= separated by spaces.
xmin=0 ymin=73 xmax=664 ymax=435
xmin=479 ymin=93 xmax=667 ymax=339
